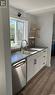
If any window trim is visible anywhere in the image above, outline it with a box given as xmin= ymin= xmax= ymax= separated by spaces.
xmin=10 ymin=17 xmax=26 ymax=23
xmin=10 ymin=17 xmax=28 ymax=48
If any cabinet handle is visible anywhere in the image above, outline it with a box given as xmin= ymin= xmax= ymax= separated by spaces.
xmin=34 ymin=59 xmax=37 ymax=64
xmin=12 ymin=59 xmax=26 ymax=68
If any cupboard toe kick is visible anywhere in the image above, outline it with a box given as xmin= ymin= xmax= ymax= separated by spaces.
xmin=27 ymin=49 xmax=47 ymax=82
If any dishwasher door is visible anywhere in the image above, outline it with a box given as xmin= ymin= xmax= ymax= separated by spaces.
xmin=12 ymin=60 xmax=26 ymax=95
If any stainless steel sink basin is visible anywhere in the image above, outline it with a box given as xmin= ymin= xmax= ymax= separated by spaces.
xmin=21 ymin=50 xmax=37 ymax=55
xmin=20 ymin=48 xmax=43 ymax=55
xmin=29 ymin=48 xmax=43 ymax=51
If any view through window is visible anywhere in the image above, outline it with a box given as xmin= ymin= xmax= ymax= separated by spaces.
xmin=10 ymin=18 xmax=28 ymax=48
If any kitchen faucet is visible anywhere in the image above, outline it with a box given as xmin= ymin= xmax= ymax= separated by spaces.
xmin=21 ymin=40 xmax=28 ymax=50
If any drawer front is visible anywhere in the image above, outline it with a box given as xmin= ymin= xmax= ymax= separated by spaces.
xmin=34 ymin=49 xmax=47 ymax=58
xmin=41 ymin=50 xmax=47 ymax=66
xmin=42 ymin=49 xmax=47 ymax=59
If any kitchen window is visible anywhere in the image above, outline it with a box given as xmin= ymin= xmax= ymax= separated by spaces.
xmin=10 ymin=19 xmax=16 ymax=43
xmin=10 ymin=17 xmax=28 ymax=48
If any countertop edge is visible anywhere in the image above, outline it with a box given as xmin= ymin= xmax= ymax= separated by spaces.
xmin=11 ymin=47 xmax=48 ymax=66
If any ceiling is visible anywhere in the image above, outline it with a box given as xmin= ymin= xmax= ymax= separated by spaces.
xmin=9 ymin=0 xmax=55 ymax=15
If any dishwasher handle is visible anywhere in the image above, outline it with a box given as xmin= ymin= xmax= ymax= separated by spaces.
xmin=12 ymin=59 xmax=26 ymax=68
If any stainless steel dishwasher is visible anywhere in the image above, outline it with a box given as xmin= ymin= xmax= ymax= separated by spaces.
xmin=12 ymin=59 xmax=26 ymax=95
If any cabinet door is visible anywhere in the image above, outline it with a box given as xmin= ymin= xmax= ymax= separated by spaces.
xmin=39 ymin=56 xmax=45 ymax=70
xmin=33 ymin=54 xmax=41 ymax=75
xmin=27 ymin=56 xmax=34 ymax=82
xmin=33 ymin=50 xmax=47 ymax=76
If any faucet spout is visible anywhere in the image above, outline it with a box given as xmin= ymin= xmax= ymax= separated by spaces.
xmin=21 ymin=40 xmax=28 ymax=50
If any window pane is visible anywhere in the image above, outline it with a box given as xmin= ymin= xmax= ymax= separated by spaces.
xmin=16 ymin=21 xmax=24 ymax=41
xmin=10 ymin=18 xmax=28 ymax=49
xmin=10 ymin=19 xmax=16 ymax=42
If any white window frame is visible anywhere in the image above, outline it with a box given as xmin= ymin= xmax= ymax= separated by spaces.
xmin=10 ymin=17 xmax=28 ymax=48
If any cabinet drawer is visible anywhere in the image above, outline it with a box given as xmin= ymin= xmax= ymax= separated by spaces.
xmin=42 ymin=49 xmax=47 ymax=55
xmin=42 ymin=57 xmax=47 ymax=66
xmin=34 ymin=49 xmax=47 ymax=58
xmin=42 ymin=49 xmax=47 ymax=61
xmin=41 ymin=54 xmax=47 ymax=66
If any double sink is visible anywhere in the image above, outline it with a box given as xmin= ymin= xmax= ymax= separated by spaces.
xmin=21 ymin=48 xmax=43 ymax=55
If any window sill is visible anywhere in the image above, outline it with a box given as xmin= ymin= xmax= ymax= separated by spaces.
xmin=11 ymin=48 xmax=21 ymax=53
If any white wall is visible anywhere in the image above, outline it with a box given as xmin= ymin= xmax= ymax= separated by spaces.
xmin=0 ymin=1 xmax=12 ymax=95
xmin=9 ymin=7 xmax=53 ymax=66
xmin=35 ymin=14 xmax=53 ymax=66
